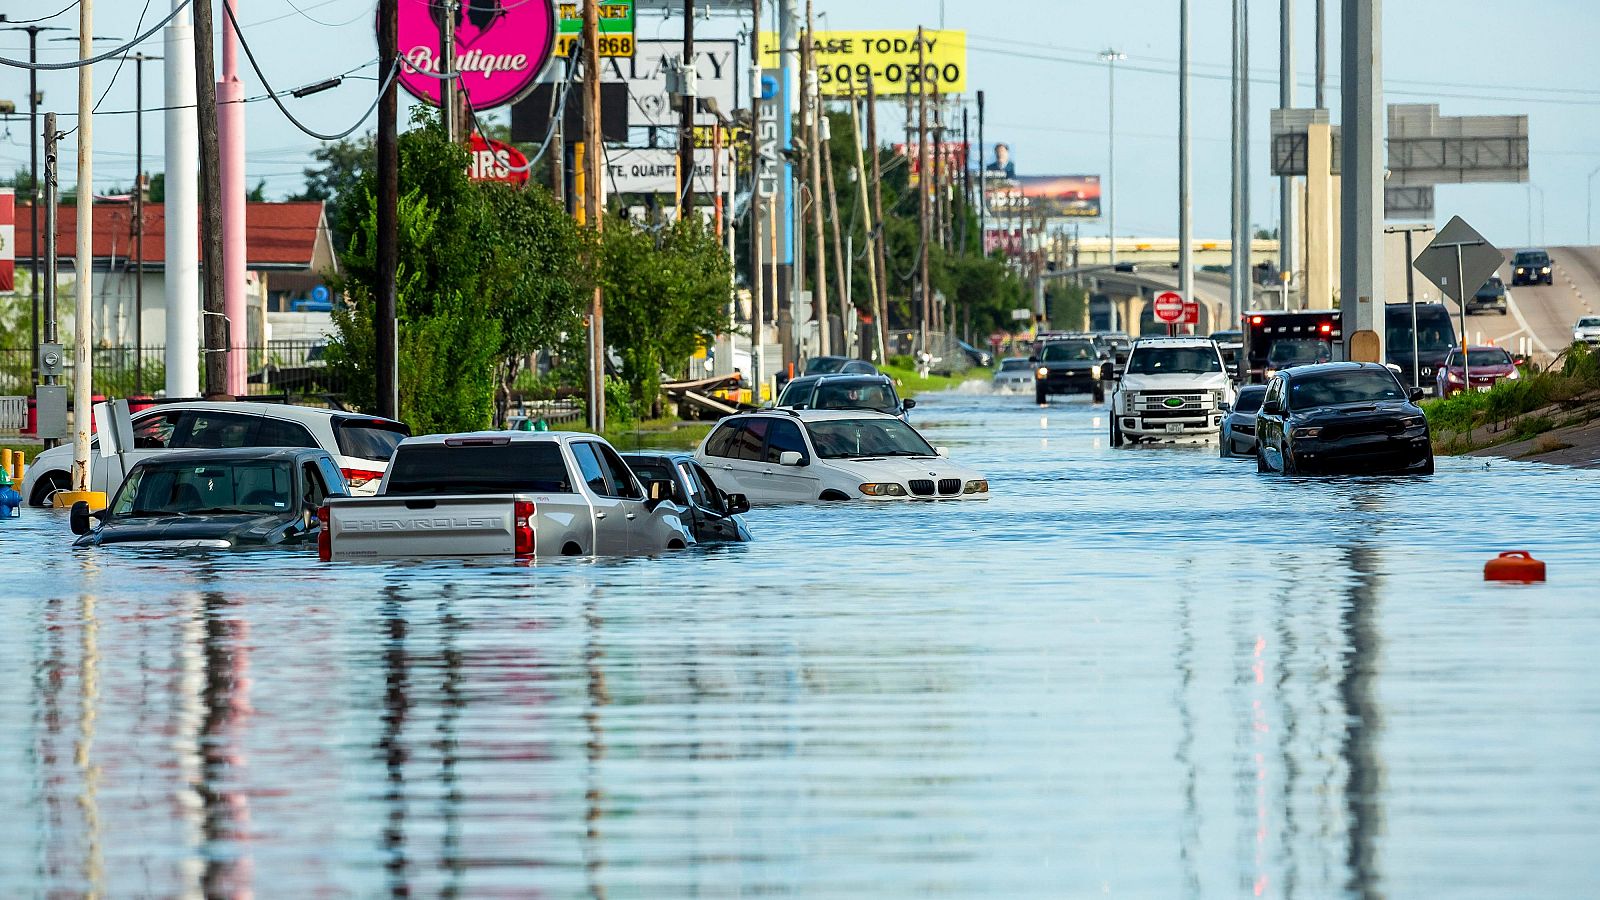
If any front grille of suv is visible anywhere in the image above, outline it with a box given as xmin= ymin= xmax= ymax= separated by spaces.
xmin=909 ymin=479 xmax=936 ymax=496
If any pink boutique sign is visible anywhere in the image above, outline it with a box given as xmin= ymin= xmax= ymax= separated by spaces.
xmin=395 ymin=0 xmax=557 ymax=111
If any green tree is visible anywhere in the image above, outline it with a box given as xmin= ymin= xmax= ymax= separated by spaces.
xmin=247 ymin=178 xmax=267 ymax=202
xmin=601 ymin=218 xmax=733 ymax=414
xmin=291 ymin=134 xmax=375 ymax=250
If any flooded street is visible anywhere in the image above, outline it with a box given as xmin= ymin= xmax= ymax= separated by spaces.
xmin=4 ymin=387 xmax=1600 ymax=897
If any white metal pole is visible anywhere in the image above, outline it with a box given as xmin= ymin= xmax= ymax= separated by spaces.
xmin=1339 ymin=0 xmax=1384 ymax=362
xmin=71 ymin=0 xmax=95 ymax=497
xmin=1280 ymin=0 xmax=1296 ymax=299
xmin=1100 ymin=50 xmax=1124 ymax=268
xmin=165 ymin=0 xmax=200 ymax=398
xmin=1178 ymin=1 xmax=1193 ymax=325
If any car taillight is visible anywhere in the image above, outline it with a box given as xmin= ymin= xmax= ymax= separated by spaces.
xmin=513 ymin=500 xmax=536 ymax=558
xmin=341 ymin=467 xmax=384 ymax=489
xmin=317 ymin=504 xmax=332 ymax=561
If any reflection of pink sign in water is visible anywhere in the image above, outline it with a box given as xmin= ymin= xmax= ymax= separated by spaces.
xmin=396 ymin=0 xmax=557 ymax=111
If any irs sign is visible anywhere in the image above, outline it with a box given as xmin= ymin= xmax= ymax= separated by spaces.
xmin=468 ymin=133 xmax=531 ymax=185
xmin=1153 ymin=290 xmax=1185 ymax=324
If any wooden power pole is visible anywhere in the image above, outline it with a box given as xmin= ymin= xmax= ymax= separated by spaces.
xmin=584 ymin=0 xmax=605 ymax=430
xmin=916 ymin=27 xmax=931 ymax=352
xmin=376 ymin=0 xmax=399 ymax=418
xmin=678 ymin=0 xmax=696 ymax=221
xmin=866 ymin=75 xmax=890 ymax=362
xmin=805 ymin=0 xmax=829 ymax=356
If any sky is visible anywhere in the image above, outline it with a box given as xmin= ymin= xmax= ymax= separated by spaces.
xmin=3 ymin=0 xmax=1598 ymax=250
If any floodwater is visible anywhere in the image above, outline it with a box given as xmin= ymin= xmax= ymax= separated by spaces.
xmin=4 ymin=386 xmax=1600 ymax=898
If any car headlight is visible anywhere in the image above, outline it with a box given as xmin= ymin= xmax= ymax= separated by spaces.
xmin=1447 ymin=371 xmax=1463 ymax=383
xmin=963 ymin=479 xmax=989 ymax=495
xmin=1515 ymin=267 xmax=1525 ymax=274
xmin=1036 ymin=367 xmax=1049 ymax=379
xmin=1090 ymin=364 xmax=1101 ymax=380
xmin=859 ymin=482 xmax=906 ymax=497
xmin=1264 ymin=368 xmax=1277 ymax=379
xmin=1507 ymin=369 xmax=1519 ymax=380
xmin=1400 ymin=415 xmax=1426 ymax=429
xmin=1542 ymin=266 xmax=1551 ymax=274
xmin=1291 ymin=426 xmax=1322 ymax=439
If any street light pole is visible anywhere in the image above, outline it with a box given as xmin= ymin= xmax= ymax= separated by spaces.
xmin=1178 ymin=1 xmax=1193 ymax=331
xmin=1099 ymin=49 xmax=1125 ymax=268
xmin=1588 ymin=165 xmax=1600 ymax=246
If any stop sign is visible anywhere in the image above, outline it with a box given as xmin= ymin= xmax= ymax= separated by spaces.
xmin=1153 ymin=291 xmax=1185 ymax=324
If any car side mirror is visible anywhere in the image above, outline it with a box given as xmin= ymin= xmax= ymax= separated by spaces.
xmin=725 ymin=493 xmax=751 ymax=514
xmin=777 ymin=450 xmax=805 ymax=467
xmin=1028 ymin=355 xmax=1038 ymax=364
xmin=936 ymin=446 xmax=950 ymax=458
xmin=901 ymin=398 xmax=916 ymax=410
xmin=1219 ymin=402 xmax=1232 ymax=413
xmin=1408 ymin=387 xmax=1426 ymax=402
xmin=70 ymin=500 xmax=95 ymax=536
xmin=1101 ymin=363 xmax=1117 ymax=380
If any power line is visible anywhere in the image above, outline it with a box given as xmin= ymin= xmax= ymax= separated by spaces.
xmin=0 ymin=1 xmax=81 ymax=26
xmin=0 ymin=0 xmax=191 ymax=70
xmin=279 ymin=0 xmax=375 ymax=28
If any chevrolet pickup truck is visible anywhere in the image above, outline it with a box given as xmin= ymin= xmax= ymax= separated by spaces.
xmin=319 ymin=432 xmax=695 ymax=561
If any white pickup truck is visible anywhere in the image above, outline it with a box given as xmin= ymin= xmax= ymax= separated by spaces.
xmin=320 ymin=432 xmax=695 ymax=561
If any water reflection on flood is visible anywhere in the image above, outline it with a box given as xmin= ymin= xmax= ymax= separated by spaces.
xmin=4 ymin=387 xmax=1600 ymax=897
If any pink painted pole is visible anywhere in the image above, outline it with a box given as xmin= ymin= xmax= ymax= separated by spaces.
xmin=219 ymin=0 xmax=248 ymax=396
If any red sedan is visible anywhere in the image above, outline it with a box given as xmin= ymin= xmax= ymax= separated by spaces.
xmin=1435 ymin=345 xmax=1519 ymax=397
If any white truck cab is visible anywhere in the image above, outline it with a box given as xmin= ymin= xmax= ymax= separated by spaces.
xmin=1108 ymin=336 xmax=1233 ymax=446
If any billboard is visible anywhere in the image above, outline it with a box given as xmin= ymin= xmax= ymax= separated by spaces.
xmin=397 ymin=0 xmax=557 ymax=111
xmin=986 ymin=175 xmax=1101 ymax=219
xmin=605 ymin=147 xmax=732 ymax=195
xmin=555 ymin=1 xmax=635 ymax=58
xmin=759 ymin=30 xmax=966 ymax=96
xmin=612 ymin=39 xmax=740 ymax=130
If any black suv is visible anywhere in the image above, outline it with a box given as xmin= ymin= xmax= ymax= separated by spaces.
xmin=1254 ymin=362 xmax=1432 ymax=476
xmin=1466 ymin=276 xmax=1508 ymax=315
xmin=1511 ymin=250 xmax=1553 ymax=286
xmin=1032 ymin=337 xmax=1106 ymax=404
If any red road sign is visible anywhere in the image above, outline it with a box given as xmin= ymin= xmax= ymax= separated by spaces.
xmin=1182 ymin=297 xmax=1199 ymax=325
xmin=1153 ymin=291 xmax=1185 ymax=324
xmin=468 ymin=133 xmax=531 ymax=185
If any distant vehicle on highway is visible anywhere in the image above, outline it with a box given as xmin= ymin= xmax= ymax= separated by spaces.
xmin=1574 ymin=315 xmax=1600 ymax=345
xmin=1254 ymin=362 xmax=1432 ymax=475
xmin=695 ymin=409 xmax=988 ymax=503
xmin=1219 ymin=385 xmax=1268 ymax=458
xmin=27 ymin=402 xmax=408 ymax=506
xmin=775 ymin=374 xmax=913 ymax=420
xmin=992 ymin=357 xmax=1035 ymax=391
xmin=1209 ymin=329 xmax=1244 ymax=370
xmin=322 ymin=432 xmax=695 ymax=560
xmin=620 ymin=451 xmax=751 ymax=544
xmin=803 ymin=356 xmax=878 ymax=376
xmin=1264 ymin=337 xmax=1332 ymax=378
xmin=1032 ymin=336 xmax=1106 ymax=404
xmin=1466 ymin=276 xmax=1509 ymax=316
xmin=1242 ymin=310 xmax=1340 ymax=383
xmin=1436 ymin=346 xmax=1518 ymax=397
xmin=1095 ymin=331 xmax=1132 ymax=365
xmin=1385 ymin=302 xmax=1460 ymax=387
xmin=1511 ymin=249 xmax=1554 ymax=286
xmin=71 ymin=447 xmax=346 ymax=550
xmin=1107 ymin=336 xmax=1232 ymax=446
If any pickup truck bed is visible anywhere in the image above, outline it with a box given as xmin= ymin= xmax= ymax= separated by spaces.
xmin=322 ymin=493 xmax=579 ymax=561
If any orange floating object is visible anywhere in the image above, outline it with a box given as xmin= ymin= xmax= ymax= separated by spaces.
xmin=1484 ymin=551 xmax=1546 ymax=583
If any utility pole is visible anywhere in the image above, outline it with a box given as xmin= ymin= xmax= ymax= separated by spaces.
xmin=749 ymin=0 xmax=763 ymax=397
xmin=376 ymin=0 xmax=399 ymax=419
xmin=193 ymin=0 xmax=228 ymax=396
xmin=43 ymin=113 xmax=59 ymax=397
xmin=0 ymin=23 xmax=67 ymax=388
xmin=584 ymin=0 xmax=606 ymax=430
xmin=805 ymin=0 xmax=829 ymax=357
xmin=164 ymin=0 xmax=199 ymax=399
xmin=976 ymin=90 xmax=985 ymax=255
xmin=1179 ymin=0 xmax=1194 ymax=324
xmin=1230 ymin=0 xmax=1250 ymax=323
xmin=219 ymin=0 xmax=246 ymax=396
xmin=960 ymin=101 xmax=970 ymax=255
xmin=866 ymin=74 xmax=891 ymax=362
xmin=848 ymin=87 xmax=882 ymax=362
xmin=1587 ymin=165 xmax=1600 ymax=246
xmin=777 ymin=0 xmax=798 ymax=374
xmin=1280 ymin=0 xmax=1296 ymax=306
xmin=932 ymin=85 xmax=946 ymax=253
xmin=69 ymin=0 xmax=95 ymax=498
xmin=1340 ymin=0 xmax=1384 ymax=363
xmin=442 ymin=0 xmax=458 ymax=143
xmin=678 ymin=0 xmax=697 ymax=221
xmin=1099 ymin=49 xmax=1125 ymax=268
xmin=132 ymin=52 xmax=161 ymax=394
xmin=1315 ymin=0 xmax=1326 ymax=109
xmin=822 ymin=116 xmax=849 ymax=357
xmin=793 ymin=7 xmax=809 ymax=362
xmin=917 ymin=27 xmax=931 ymax=353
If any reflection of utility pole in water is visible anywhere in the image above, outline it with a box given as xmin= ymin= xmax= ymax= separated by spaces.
xmin=1172 ymin=593 xmax=1202 ymax=896
xmin=199 ymin=591 xmax=255 ymax=897
xmin=1337 ymin=540 xmax=1385 ymax=896
xmin=76 ymin=594 xmax=104 ymax=896
xmin=583 ymin=595 xmax=611 ymax=899
xmin=377 ymin=588 xmax=412 ymax=896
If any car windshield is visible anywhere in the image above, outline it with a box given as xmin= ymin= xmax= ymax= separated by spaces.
xmin=805 ymin=418 xmax=938 ymax=459
xmin=813 ymin=381 xmax=899 ymax=414
xmin=1476 ymin=279 xmax=1504 ymax=295
xmin=1514 ymin=252 xmax=1549 ymax=265
xmin=1268 ymin=339 xmax=1332 ymax=366
xmin=112 ymin=461 xmax=295 ymax=517
xmin=804 ymin=357 xmax=848 ymax=375
xmin=333 ymin=418 xmax=410 ymax=460
xmin=777 ymin=380 xmax=816 ymax=407
xmin=1125 ymin=346 xmax=1222 ymax=375
xmin=1040 ymin=342 xmax=1097 ymax=362
xmin=1289 ymin=371 xmax=1406 ymax=409
xmin=998 ymin=358 xmax=1032 ymax=372
xmin=1446 ymin=348 xmax=1513 ymax=368
xmin=1578 ymin=317 xmax=1600 ymax=328
xmin=1233 ymin=388 xmax=1267 ymax=414
xmin=385 ymin=442 xmax=574 ymax=495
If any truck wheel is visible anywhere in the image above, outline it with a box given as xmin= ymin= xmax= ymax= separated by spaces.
xmin=1500 ymin=307 xmax=1508 ymax=316
xmin=29 ymin=472 xmax=69 ymax=507
xmin=1109 ymin=416 xmax=1124 ymax=448
xmin=1035 ymin=386 xmax=1047 ymax=405
xmin=1092 ymin=383 xmax=1106 ymax=404
xmin=1256 ymin=447 xmax=1269 ymax=473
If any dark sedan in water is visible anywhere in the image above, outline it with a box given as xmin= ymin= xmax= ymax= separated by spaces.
xmin=1254 ymin=362 xmax=1433 ymax=475
xmin=621 ymin=451 xmax=751 ymax=543
xmin=71 ymin=447 xmax=347 ymax=549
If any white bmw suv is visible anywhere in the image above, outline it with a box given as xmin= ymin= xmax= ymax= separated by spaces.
xmin=1108 ymin=336 xmax=1233 ymax=446
xmin=694 ymin=409 xmax=989 ymax=503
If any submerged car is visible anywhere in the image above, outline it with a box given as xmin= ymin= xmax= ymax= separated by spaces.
xmin=1255 ymin=362 xmax=1432 ymax=476
xmin=992 ymin=357 xmax=1035 ymax=391
xmin=695 ymin=409 xmax=988 ymax=503
xmin=1219 ymin=384 xmax=1268 ymax=458
xmin=71 ymin=447 xmax=347 ymax=549
xmin=775 ymin=373 xmax=914 ymax=419
xmin=1435 ymin=345 xmax=1518 ymax=397
xmin=621 ymin=451 xmax=752 ymax=543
